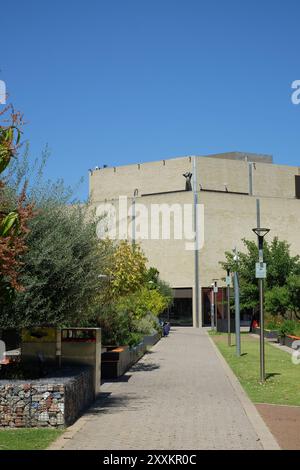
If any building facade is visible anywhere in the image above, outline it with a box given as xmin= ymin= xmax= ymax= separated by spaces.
xmin=90 ymin=152 xmax=300 ymax=327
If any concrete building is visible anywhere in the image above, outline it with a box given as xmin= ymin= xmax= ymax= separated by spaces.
xmin=89 ymin=152 xmax=300 ymax=327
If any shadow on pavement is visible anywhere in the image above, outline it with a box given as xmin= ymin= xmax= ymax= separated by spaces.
xmin=87 ymin=392 xmax=143 ymax=416
xmin=131 ymin=362 xmax=160 ymax=372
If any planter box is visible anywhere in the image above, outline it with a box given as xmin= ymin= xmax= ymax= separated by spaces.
xmin=101 ymin=346 xmax=130 ymax=379
xmin=143 ymin=331 xmax=160 ymax=348
xmin=252 ymin=327 xmax=279 ymax=340
xmin=278 ymin=335 xmax=285 ymax=345
xmin=284 ymin=335 xmax=300 ymax=349
xmin=101 ymin=333 xmax=160 ymax=379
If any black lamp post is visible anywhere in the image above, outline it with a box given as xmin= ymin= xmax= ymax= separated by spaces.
xmin=252 ymin=227 xmax=270 ymax=383
xmin=212 ymin=279 xmax=219 ymax=331
xmin=226 ymin=268 xmax=231 ymax=346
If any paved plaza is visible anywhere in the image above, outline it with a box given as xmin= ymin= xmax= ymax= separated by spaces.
xmin=51 ymin=327 xmax=278 ymax=450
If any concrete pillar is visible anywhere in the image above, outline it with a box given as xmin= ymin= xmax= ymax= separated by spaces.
xmin=61 ymin=328 xmax=101 ymax=397
xmin=192 ymin=286 xmax=202 ymax=327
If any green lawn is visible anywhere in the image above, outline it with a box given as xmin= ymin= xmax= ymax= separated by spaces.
xmin=0 ymin=428 xmax=63 ymax=450
xmin=210 ymin=332 xmax=300 ymax=406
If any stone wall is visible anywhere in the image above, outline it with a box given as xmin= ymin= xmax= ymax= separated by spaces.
xmin=0 ymin=366 xmax=94 ymax=428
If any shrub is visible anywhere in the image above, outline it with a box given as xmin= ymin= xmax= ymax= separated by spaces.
xmin=264 ymin=314 xmax=283 ymax=331
xmin=278 ymin=320 xmax=298 ymax=336
xmin=265 ymin=286 xmax=290 ymax=317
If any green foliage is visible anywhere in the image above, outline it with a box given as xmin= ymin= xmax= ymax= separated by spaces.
xmin=0 ymin=115 xmax=23 ymax=236
xmin=0 ymin=142 xmax=113 ymax=328
xmin=97 ymin=304 xmax=131 ymax=345
xmin=116 ymin=286 xmax=169 ymax=320
xmin=264 ymin=286 xmax=290 ymax=317
xmin=287 ymin=274 xmax=300 ymax=318
xmin=98 ymin=256 xmax=172 ymax=346
xmin=0 ymin=201 xmax=107 ymax=328
xmin=0 ymin=211 xmax=19 ymax=236
xmin=0 ymin=124 xmax=21 ymax=174
xmin=126 ymin=332 xmax=143 ymax=347
xmin=0 ymin=110 xmax=33 ymax=296
xmin=220 ymin=237 xmax=300 ymax=316
xmin=1 ymin=142 xmax=172 ymax=340
xmin=264 ymin=313 xmax=283 ymax=331
xmin=278 ymin=319 xmax=298 ymax=336
xmin=109 ymin=241 xmax=148 ymax=296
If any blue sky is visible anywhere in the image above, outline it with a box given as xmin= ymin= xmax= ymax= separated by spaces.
xmin=1 ymin=0 xmax=299 ymax=199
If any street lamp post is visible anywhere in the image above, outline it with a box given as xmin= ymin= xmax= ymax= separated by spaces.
xmin=226 ymin=268 xmax=231 ymax=347
xmin=212 ymin=280 xmax=218 ymax=331
xmin=233 ymin=248 xmax=241 ymax=357
xmin=211 ymin=283 xmax=215 ymax=330
xmin=252 ymin=227 xmax=270 ymax=383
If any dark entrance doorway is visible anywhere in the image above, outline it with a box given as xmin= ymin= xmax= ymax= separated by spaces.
xmin=161 ymin=288 xmax=193 ymax=326
xmin=202 ymin=286 xmax=252 ymax=328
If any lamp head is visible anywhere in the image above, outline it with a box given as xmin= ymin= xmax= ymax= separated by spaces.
xmin=252 ymin=228 xmax=270 ymax=238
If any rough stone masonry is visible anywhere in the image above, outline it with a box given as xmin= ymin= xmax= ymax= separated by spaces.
xmin=0 ymin=366 xmax=94 ymax=428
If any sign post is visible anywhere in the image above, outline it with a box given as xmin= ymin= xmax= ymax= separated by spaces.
xmin=252 ymin=227 xmax=270 ymax=383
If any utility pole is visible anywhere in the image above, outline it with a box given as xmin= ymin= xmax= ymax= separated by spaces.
xmin=233 ymin=247 xmax=241 ymax=356
xmin=226 ymin=268 xmax=231 ymax=346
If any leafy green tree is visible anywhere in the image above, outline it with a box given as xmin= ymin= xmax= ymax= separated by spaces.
xmin=287 ymin=274 xmax=300 ymax=319
xmin=264 ymin=286 xmax=290 ymax=317
xmin=108 ymin=240 xmax=148 ymax=296
xmin=0 ymin=202 xmax=108 ymax=328
xmin=116 ymin=286 xmax=170 ymax=320
xmin=220 ymin=237 xmax=300 ymax=315
xmin=0 ymin=143 xmax=111 ymax=328
xmin=97 ymin=248 xmax=173 ymax=345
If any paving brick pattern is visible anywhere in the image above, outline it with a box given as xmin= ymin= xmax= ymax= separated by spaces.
xmin=62 ymin=328 xmax=262 ymax=450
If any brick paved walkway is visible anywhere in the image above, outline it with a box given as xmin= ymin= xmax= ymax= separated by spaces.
xmin=59 ymin=327 xmax=263 ymax=450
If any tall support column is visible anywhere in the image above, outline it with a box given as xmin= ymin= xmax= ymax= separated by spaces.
xmin=248 ymin=162 xmax=254 ymax=196
xmin=192 ymin=156 xmax=200 ymax=328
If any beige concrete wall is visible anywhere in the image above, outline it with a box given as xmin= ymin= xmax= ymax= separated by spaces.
xmin=90 ymin=156 xmax=193 ymax=201
xmin=138 ymin=193 xmax=195 ymax=288
xmin=252 ymin=162 xmax=299 ymax=198
xmin=197 ymin=158 xmax=249 ymax=193
xmin=91 ymin=155 xmax=300 ymax=202
xmin=62 ymin=329 xmax=101 ymax=396
xmin=94 ymin=191 xmax=195 ymax=288
xmin=90 ymin=154 xmax=300 ymax=326
xmin=198 ymin=192 xmax=300 ymax=287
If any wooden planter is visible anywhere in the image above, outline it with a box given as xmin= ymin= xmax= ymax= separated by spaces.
xmin=101 ymin=332 xmax=161 ymax=379
xmin=101 ymin=346 xmax=131 ymax=379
